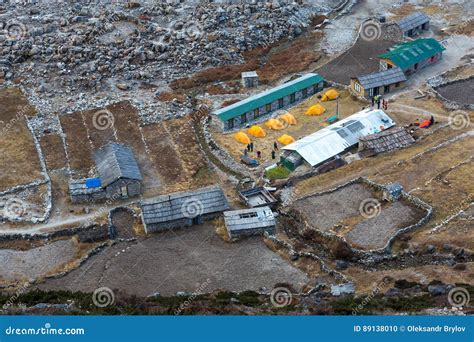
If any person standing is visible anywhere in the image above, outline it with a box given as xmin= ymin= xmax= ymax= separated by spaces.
xmin=257 ymin=150 xmax=261 ymax=159
xmin=271 ymin=150 xmax=276 ymax=160
xmin=250 ymin=142 xmax=254 ymax=152
xmin=371 ymin=96 xmax=375 ymax=107
xmin=377 ymin=96 xmax=381 ymax=109
xmin=273 ymin=141 xmax=278 ymax=150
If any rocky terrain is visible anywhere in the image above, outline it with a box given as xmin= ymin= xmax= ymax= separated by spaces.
xmin=0 ymin=0 xmax=346 ymax=121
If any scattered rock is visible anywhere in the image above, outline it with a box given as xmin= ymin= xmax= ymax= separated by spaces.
xmin=331 ymin=283 xmax=355 ymax=296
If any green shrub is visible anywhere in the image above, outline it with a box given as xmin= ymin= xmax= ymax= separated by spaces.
xmin=265 ymin=166 xmax=290 ymax=180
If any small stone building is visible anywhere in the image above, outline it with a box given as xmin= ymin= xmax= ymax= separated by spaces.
xmin=358 ymin=127 xmax=415 ymax=157
xmin=383 ymin=182 xmax=404 ymax=202
xmin=69 ymin=143 xmax=143 ymax=203
xmin=94 ymin=143 xmax=143 ymax=199
xmin=224 ymin=206 xmax=276 ymax=239
xmin=378 ymin=38 xmax=445 ymax=76
xmin=396 ymin=12 xmax=430 ymax=37
xmin=214 ymin=73 xmax=325 ymax=131
xmin=241 ymin=71 xmax=259 ymax=88
xmin=350 ymin=67 xmax=407 ymax=99
xmin=140 ymin=186 xmax=229 ymax=233
xmin=69 ymin=178 xmax=106 ymax=204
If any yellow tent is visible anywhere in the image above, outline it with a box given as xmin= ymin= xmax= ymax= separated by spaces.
xmin=305 ymin=104 xmax=326 ymax=116
xmin=234 ymin=131 xmax=251 ymax=145
xmin=321 ymin=89 xmax=339 ymax=102
xmin=247 ymin=125 xmax=266 ymax=138
xmin=265 ymin=118 xmax=285 ymax=130
xmin=279 ymin=113 xmax=297 ymax=125
xmin=277 ymin=134 xmax=295 ymax=145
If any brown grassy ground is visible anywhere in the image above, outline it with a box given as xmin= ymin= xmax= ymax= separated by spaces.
xmin=0 ymin=88 xmax=43 ymax=191
xmin=57 ymin=100 xmax=214 ymax=199
xmin=59 ymin=112 xmax=94 ymax=177
xmin=40 ymin=134 xmax=68 ymax=171
xmin=82 ymin=108 xmax=117 ymax=149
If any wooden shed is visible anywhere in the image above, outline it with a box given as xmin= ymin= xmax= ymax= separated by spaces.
xmin=140 ymin=186 xmax=229 ymax=233
xmin=224 ymin=206 xmax=276 ymax=239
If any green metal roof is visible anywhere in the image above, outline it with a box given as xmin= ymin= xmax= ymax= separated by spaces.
xmin=215 ymin=73 xmax=324 ymax=122
xmin=378 ymin=38 xmax=445 ymax=70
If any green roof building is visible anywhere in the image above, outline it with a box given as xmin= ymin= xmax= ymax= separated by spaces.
xmin=214 ymin=73 xmax=325 ymax=131
xmin=378 ymin=38 xmax=445 ymax=75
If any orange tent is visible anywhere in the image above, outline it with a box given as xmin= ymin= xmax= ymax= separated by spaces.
xmin=247 ymin=125 xmax=266 ymax=138
xmin=265 ymin=118 xmax=286 ymax=130
xmin=321 ymin=89 xmax=339 ymax=102
xmin=305 ymin=104 xmax=326 ymax=116
xmin=234 ymin=131 xmax=251 ymax=145
xmin=279 ymin=113 xmax=297 ymax=125
xmin=277 ymin=134 xmax=295 ymax=145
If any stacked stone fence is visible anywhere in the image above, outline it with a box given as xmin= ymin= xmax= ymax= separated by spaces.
xmin=282 ymin=177 xmax=433 ymax=259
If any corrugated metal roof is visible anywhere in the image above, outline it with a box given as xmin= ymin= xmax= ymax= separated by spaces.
xmin=378 ymin=38 xmax=445 ymax=70
xmin=242 ymin=71 xmax=258 ymax=78
xmin=282 ymin=109 xmax=395 ymax=167
xmin=141 ymin=186 xmax=229 ymax=225
xmin=355 ymin=67 xmax=407 ymax=89
xmin=94 ymin=143 xmax=143 ymax=188
xmin=69 ymin=178 xmax=104 ymax=196
xmin=214 ymin=73 xmax=324 ymax=121
xmin=396 ymin=11 xmax=430 ymax=32
xmin=224 ymin=206 xmax=275 ymax=232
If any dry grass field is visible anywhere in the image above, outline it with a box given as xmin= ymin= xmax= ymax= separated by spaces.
xmin=57 ymin=101 xmax=215 ymax=199
xmin=0 ymin=88 xmax=43 ymax=191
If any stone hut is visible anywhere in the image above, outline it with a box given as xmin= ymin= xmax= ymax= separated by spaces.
xmin=224 ymin=206 xmax=276 ymax=239
xmin=140 ymin=186 xmax=229 ymax=233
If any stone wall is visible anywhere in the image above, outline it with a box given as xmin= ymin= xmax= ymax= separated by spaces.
xmin=283 ymin=177 xmax=433 ymax=258
xmin=429 ymin=75 xmax=474 ymax=111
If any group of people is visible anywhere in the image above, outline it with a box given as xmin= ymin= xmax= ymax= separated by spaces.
xmin=372 ymin=95 xmax=388 ymax=110
xmin=243 ymin=141 xmax=279 ymax=160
